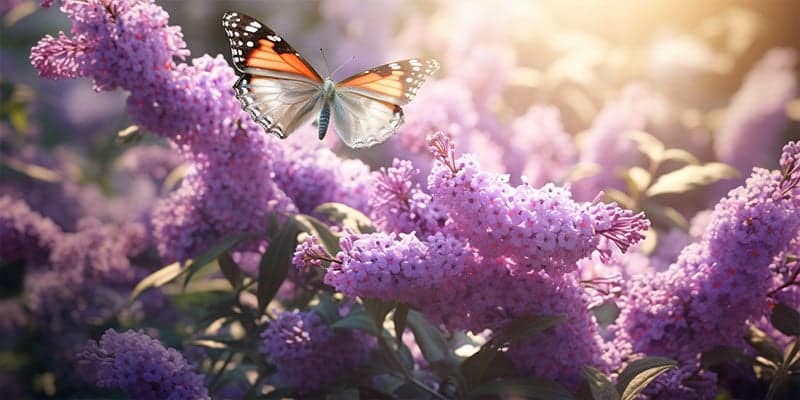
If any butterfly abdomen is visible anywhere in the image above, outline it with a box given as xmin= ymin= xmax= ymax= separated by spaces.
xmin=318 ymin=102 xmax=331 ymax=140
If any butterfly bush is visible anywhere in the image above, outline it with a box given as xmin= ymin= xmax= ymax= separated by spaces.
xmin=260 ymin=310 xmax=375 ymax=393
xmin=614 ymin=141 xmax=800 ymax=366
xmin=78 ymin=329 xmax=208 ymax=400
xmin=15 ymin=0 xmax=800 ymax=398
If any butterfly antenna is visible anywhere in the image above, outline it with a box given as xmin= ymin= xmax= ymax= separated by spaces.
xmin=320 ymin=48 xmax=332 ymax=77
xmin=331 ymin=56 xmax=356 ymax=77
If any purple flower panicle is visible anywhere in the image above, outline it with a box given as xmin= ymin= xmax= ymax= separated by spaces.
xmin=0 ymin=196 xmax=62 ymax=264
xmin=78 ymin=329 xmax=208 ymax=400
xmin=260 ymin=310 xmax=374 ymax=393
xmin=369 ymin=159 xmax=443 ymax=234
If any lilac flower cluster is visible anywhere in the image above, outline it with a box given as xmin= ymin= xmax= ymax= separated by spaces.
xmin=0 ymin=196 xmax=62 ymax=264
xmin=316 ymin=133 xmax=648 ymax=386
xmin=78 ymin=329 xmax=208 ymax=400
xmin=260 ymin=310 xmax=375 ymax=393
xmin=614 ymin=142 xmax=800 ymax=361
xmin=369 ymin=159 xmax=443 ymax=234
xmin=428 ymin=132 xmax=648 ymax=274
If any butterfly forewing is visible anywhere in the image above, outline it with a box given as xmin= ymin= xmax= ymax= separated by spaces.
xmin=222 ymin=12 xmax=322 ymax=83
xmin=336 ymin=59 xmax=440 ymax=106
xmin=223 ymin=12 xmax=324 ymax=138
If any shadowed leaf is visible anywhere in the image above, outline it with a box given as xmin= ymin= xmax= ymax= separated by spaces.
xmin=616 ymin=357 xmax=678 ymax=400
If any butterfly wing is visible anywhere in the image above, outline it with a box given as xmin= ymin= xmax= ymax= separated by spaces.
xmin=222 ymin=12 xmax=323 ymax=138
xmin=332 ymin=59 xmax=439 ymax=148
xmin=331 ymin=92 xmax=404 ymax=148
xmin=336 ymin=59 xmax=440 ymax=105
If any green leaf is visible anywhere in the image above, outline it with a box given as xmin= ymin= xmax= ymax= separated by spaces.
xmin=363 ymin=298 xmax=396 ymax=330
xmin=314 ymin=202 xmax=376 ymax=234
xmin=218 ymin=252 xmax=243 ymax=289
xmin=700 ymin=346 xmax=755 ymax=369
xmin=771 ymin=303 xmax=800 ymax=337
xmin=326 ymin=387 xmax=359 ymax=400
xmin=314 ymin=294 xmax=339 ymax=325
xmin=746 ymin=325 xmax=783 ymax=363
xmin=500 ymin=315 xmax=567 ymax=344
xmin=661 ymin=148 xmax=699 ymax=165
xmin=184 ymin=232 xmax=260 ymax=288
xmin=331 ymin=311 xmax=379 ymax=335
xmin=461 ymin=345 xmax=503 ymax=387
xmin=131 ymin=261 xmax=184 ymax=300
xmin=622 ymin=167 xmax=651 ymax=196
xmin=616 ymin=357 xmax=678 ymax=400
xmin=467 ymin=378 xmax=575 ymax=400
xmin=626 ymin=131 xmax=665 ymax=164
xmin=406 ymin=310 xmax=455 ymax=367
xmin=257 ymin=220 xmax=301 ymax=312
xmin=583 ymin=367 xmax=619 ymax=400
xmin=393 ymin=303 xmax=410 ymax=347
xmin=645 ymin=162 xmax=739 ymax=197
xmin=641 ymin=201 xmax=689 ymax=231
xmin=591 ymin=302 xmax=620 ymax=326
xmin=295 ymin=214 xmax=342 ymax=255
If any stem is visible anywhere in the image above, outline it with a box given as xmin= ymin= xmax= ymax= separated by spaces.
xmin=767 ymin=262 xmax=800 ymax=298
xmin=209 ymin=352 xmax=235 ymax=391
xmin=378 ymin=337 xmax=448 ymax=400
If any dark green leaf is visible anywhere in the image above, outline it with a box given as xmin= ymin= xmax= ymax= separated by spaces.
xmin=583 ymin=367 xmax=619 ymax=400
xmin=295 ymin=214 xmax=343 ymax=255
xmin=326 ymin=387 xmax=359 ymax=400
xmin=218 ymin=252 xmax=243 ymax=289
xmin=616 ymin=357 xmax=678 ymax=400
xmin=257 ymin=220 xmax=301 ymax=312
xmin=784 ymin=339 xmax=800 ymax=371
xmin=467 ymin=378 xmax=575 ymax=400
xmin=461 ymin=345 xmax=501 ymax=387
xmin=393 ymin=303 xmax=409 ymax=347
xmin=771 ymin=303 xmax=800 ymax=337
xmin=315 ymin=294 xmax=339 ymax=325
xmin=406 ymin=310 xmax=455 ymax=367
xmin=131 ymin=261 xmax=184 ymax=300
xmin=331 ymin=311 xmax=379 ymax=335
xmin=314 ymin=202 xmax=376 ymax=234
xmin=500 ymin=315 xmax=567 ymax=344
xmin=700 ymin=346 xmax=755 ymax=369
xmin=184 ymin=232 xmax=260 ymax=288
xmin=746 ymin=325 xmax=783 ymax=363
xmin=363 ymin=298 xmax=396 ymax=329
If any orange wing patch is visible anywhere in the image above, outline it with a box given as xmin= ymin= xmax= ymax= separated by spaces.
xmin=244 ymin=40 xmax=320 ymax=82
xmin=340 ymin=71 xmax=405 ymax=98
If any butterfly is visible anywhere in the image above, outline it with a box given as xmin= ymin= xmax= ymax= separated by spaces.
xmin=222 ymin=12 xmax=439 ymax=148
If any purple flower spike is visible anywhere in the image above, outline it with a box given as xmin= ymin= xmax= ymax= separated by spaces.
xmin=260 ymin=310 xmax=374 ymax=393
xmin=0 ymin=196 xmax=62 ymax=264
xmin=369 ymin=159 xmax=443 ymax=234
xmin=292 ymin=235 xmax=336 ymax=271
xmin=779 ymin=141 xmax=800 ymax=197
xmin=78 ymin=329 xmax=208 ymax=400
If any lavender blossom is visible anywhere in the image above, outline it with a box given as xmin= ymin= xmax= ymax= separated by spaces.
xmin=614 ymin=142 xmax=800 ymax=360
xmin=507 ymin=106 xmax=576 ymax=186
xmin=260 ymin=310 xmax=374 ymax=393
xmin=369 ymin=159 xmax=444 ymax=234
xmin=0 ymin=196 xmax=62 ymax=264
xmin=78 ymin=329 xmax=208 ymax=400
xmin=427 ymin=132 xmax=648 ymax=275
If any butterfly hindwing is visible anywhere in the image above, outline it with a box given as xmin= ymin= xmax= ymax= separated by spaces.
xmin=331 ymin=91 xmax=404 ymax=149
xmin=337 ymin=59 xmax=440 ymax=106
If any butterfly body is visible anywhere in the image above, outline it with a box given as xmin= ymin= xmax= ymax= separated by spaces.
xmin=222 ymin=12 xmax=439 ymax=148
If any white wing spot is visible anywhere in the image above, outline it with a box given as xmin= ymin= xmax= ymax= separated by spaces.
xmin=244 ymin=25 xmax=258 ymax=33
xmin=267 ymin=35 xmax=282 ymax=42
xmin=234 ymin=31 xmax=240 ymax=37
xmin=246 ymin=41 xmax=254 ymax=47
xmin=250 ymin=21 xmax=262 ymax=28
